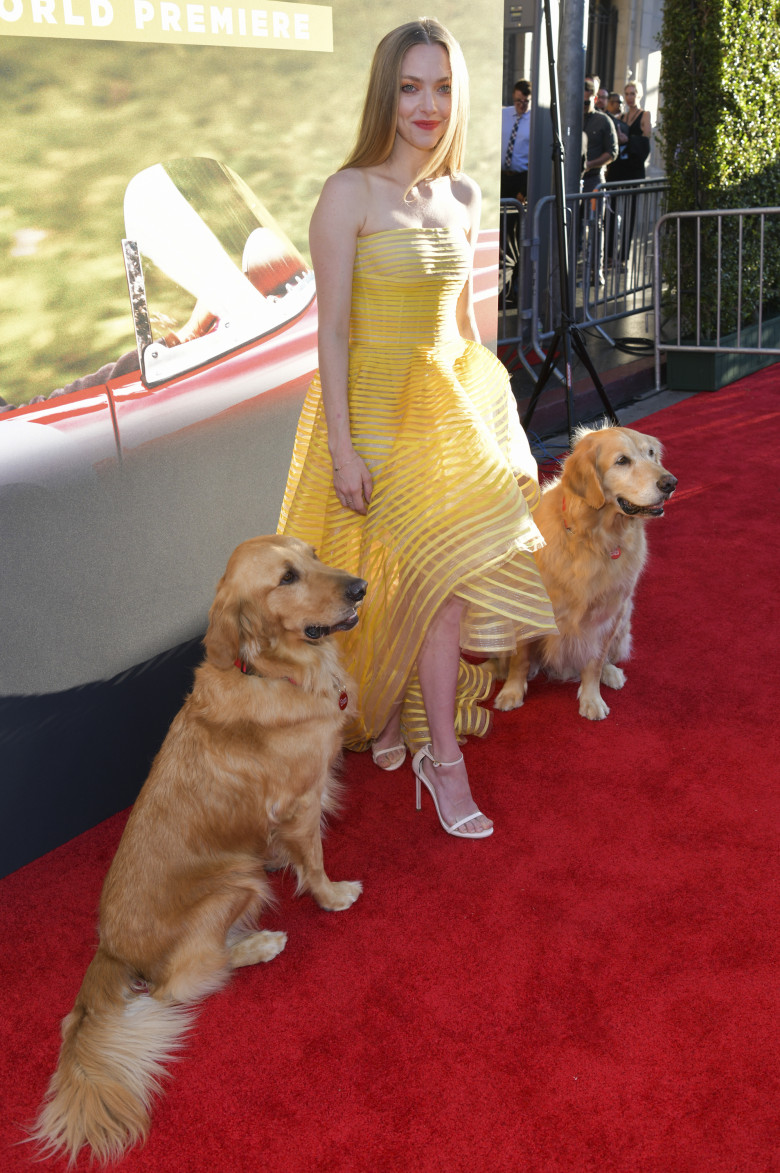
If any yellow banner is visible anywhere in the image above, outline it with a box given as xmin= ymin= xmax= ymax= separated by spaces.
xmin=0 ymin=0 xmax=332 ymax=50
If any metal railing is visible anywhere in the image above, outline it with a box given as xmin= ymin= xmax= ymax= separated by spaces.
xmin=653 ymin=206 xmax=780 ymax=389
xmin=498 ymin=198 xmax=527 ymax=331
xmin=499 ymin=178 xmax=668 ymax=381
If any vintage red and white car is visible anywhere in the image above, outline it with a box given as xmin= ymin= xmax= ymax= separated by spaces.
xmin=0 ymin=157 xmax=500 ymax=492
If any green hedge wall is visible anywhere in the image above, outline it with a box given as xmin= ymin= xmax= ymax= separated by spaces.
xmin=659 ymin=0 xmax=780 ymax=210
xmin=658 ymin=0 xmax=780 ymax=337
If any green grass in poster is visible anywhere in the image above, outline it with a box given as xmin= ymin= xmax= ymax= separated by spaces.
xmin=0 ymin=6 xmax=502 ymax=405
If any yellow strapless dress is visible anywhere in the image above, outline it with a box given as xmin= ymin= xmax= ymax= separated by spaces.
xmin=278 ymin=226 xmax=556 ymax=751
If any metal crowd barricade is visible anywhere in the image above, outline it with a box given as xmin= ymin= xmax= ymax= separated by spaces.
xmin=497 ymin=197 xmax=528 ymax=343
xmin=653 ymin=206 xmax=780 ymax=390
xmin=585 ymin=178 xmax=668 ymax=332
xmin=499 ymin=178 xmax=668 ymax=379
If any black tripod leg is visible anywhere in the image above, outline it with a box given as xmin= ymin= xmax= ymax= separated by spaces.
xmin=523 ymin=327 xmax=580 ymax=443
xmin=518 ymin=0 xmax=617 ymax=444
xmin=569 ymin=326 xmax=620 ymax=425
xmin=522 ymin=329 xmax=561 ymax=432
xmin=558 ymin=323 xmax=577 ymax=443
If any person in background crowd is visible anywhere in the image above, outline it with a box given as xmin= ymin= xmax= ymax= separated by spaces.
xmin=606 ymin=91 xmax=623 ymax=121
xmin=581 ymin=77 xmax=618 ymax=285
xmin=597 ymin=86 xmax=610 ymax=112
xmin=500 ymin=78 xmax=531 ymax=200
xmin=499 ymin=78 xmax=532 ymax=307
xmin=622 ymin=79 xmax=652 ymax=180
xmin=617 ymin=79 xmax=653 ymax=266
xmin=582 ymin=78 xmax=618 ymax=193
xmin=585 ymin=75 xmax=605 ymax=115
xmin=605 ymin=92 xmax=630 ymax=268
xmin=605 ymin=92 xmax=630 ymax=182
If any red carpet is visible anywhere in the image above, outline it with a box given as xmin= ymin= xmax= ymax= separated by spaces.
xmin=2 ymin=371 xmax=779 ymax=1172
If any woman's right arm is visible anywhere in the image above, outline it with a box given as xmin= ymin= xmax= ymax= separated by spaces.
xmin=309 ymin=170 xmax=373 ymax=514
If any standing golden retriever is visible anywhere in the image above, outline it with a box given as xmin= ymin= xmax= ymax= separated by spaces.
xmin=32 ymin=535 xmax=366 ymax=1164
xmin=494 ymin=426 xmax=676 ymax=719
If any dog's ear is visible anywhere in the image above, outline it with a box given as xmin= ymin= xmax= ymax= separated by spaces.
xmin=204 ymin=582 xmax=241 ymax=669
xmin=564 ymin=439 xmax=606 ymax=510
xmin=237 ymin=605 xmax=270 ymax=654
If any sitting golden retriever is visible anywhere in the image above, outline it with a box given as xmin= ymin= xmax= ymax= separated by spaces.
xmin=494 ymin=425 xmax=676 ymax=720
xmin=32 ymin=535 xmax=366 ymax=1165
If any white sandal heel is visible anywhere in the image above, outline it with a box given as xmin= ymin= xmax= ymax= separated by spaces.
xmin=412 ymin=744 xmax=493 ymax=839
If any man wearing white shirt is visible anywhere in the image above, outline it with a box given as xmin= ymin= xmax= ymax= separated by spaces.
xmin=501 ymin=79 xmax=531 ymax=200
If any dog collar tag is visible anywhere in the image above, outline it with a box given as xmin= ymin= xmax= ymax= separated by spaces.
xmin=338 ymin=688 xmax=349 ymax=711
xmin=610 ymin=547 xmax=621 ymax=559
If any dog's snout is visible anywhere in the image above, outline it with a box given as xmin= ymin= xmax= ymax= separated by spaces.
xmin=658 ymin=474 xmax=677 ymax=496
xmin=345 ymin=577 xmax=368 ymax=603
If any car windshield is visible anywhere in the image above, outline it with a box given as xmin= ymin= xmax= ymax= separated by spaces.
xmin=123 ymin=157 xmax=314 ymax=382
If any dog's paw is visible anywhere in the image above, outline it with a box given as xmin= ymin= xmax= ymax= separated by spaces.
xmin=230 ymin=930 xmax=288 ymax=968
xmin=317 ymin=880 xmax=362 ymax=911
xmin=578 ymin=686 xmax=610 ymax=720
xmin=601 ymin=663 xmax=626 ymax=690
xmin=493 ymin=681 xmax=527 ymax=711
xmin=256 ymin=930 xmax=288 ymax=961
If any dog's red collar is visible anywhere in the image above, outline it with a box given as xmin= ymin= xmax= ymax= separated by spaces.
xmin=562 ymin=496 xmax=621 ymax=558
xmin=234 ymin=659 xmax=349 ymax=710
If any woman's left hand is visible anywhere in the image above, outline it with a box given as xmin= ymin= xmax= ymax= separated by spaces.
xmin=333 ymin=453 xmax=373 ymax=515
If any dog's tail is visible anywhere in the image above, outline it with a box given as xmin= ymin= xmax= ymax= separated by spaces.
xmin=30 ymin=948 xmax=193 ymax=1165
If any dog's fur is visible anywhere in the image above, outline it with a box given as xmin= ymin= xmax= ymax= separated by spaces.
xmin=31 ymin=535 xmax=366 ymax=1164
xmin=494 ymin=426 xmax=676 ymax=719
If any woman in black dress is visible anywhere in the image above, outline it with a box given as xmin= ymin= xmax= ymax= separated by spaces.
xmin=617 ymin=81 xmax=652 ymax=266
xmin=623 ymin=81 xmax=652 ymax=181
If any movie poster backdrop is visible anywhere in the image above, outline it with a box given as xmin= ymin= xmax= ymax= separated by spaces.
xmin=0 ymin=1 xmax=504 ymax=872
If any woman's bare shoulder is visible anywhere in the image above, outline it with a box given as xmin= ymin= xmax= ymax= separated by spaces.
xmin=319 ymin=167 xmax=376 ymax=212
xmin=321 ymin=167 xmax=369 ymax=195
xmin=313 ymin=169 xmax=370 ymax=235
xmin=450 ymin=171 xmax=481 ymax=206
xmin=449 ymin=172 xmax=482 ymax=239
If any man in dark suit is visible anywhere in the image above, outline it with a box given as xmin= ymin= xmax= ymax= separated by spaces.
xmin=581 ymin=78 xmax=618 ymax=286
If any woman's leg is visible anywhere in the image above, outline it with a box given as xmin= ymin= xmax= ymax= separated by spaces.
xmin=416 ymin=597 xmax=493 ymax=835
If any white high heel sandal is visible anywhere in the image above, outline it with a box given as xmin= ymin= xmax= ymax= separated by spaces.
xmin=412 ymin=744 xmax=493 ymax=839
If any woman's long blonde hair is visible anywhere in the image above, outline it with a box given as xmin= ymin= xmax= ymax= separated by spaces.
xmin=340 ymin=18 xmax=469 ymax=190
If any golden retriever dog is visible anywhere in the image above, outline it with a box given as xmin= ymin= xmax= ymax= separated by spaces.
xmin=494 ymin=426 xmax=676 ymax=720
xmin=32 ymin=535 xmax=366 ymax=1164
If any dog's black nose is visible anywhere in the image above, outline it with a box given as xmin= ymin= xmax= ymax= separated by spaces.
xmin=346 ymin=578 xmax=368 ymax=603
xmin=658 ymin=474 xmax=677 ymax=495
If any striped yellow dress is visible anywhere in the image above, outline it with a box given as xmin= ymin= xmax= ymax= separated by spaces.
xmin=278 ymin=226 xmax=556 ymax=752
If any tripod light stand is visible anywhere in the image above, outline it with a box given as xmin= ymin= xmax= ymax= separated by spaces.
xmin=521 ymin=0 xmax=619 ymax=444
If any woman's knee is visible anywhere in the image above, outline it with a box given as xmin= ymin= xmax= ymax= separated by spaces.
xmin=431 ymin=595 xmax=465 ymax=637
xmin=441 ymin=595 xmax=465 ymax=621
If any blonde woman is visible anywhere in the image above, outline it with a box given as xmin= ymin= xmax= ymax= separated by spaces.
xmin=278 ymin=19 xmax=555 ymax=839
xmin=623 ymin=80 xmax=652 ymax=180
xmin=616 ymin=80 xmax=652 ymax=265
